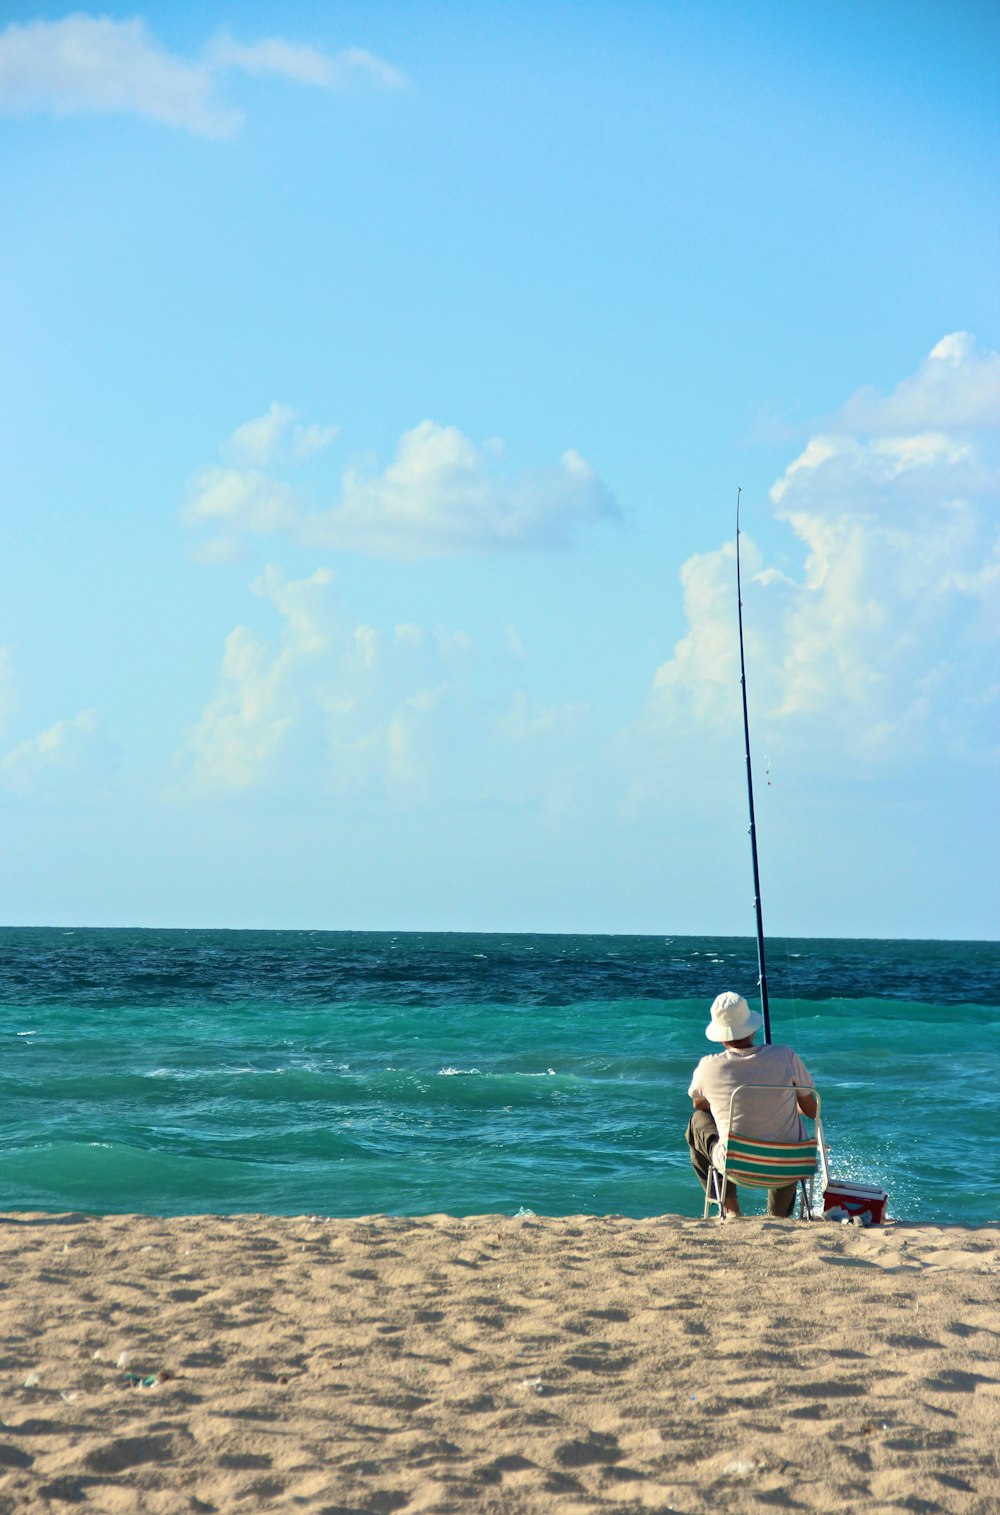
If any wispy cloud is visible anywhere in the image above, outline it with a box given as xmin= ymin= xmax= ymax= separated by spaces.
xmin=204 ymin=32 xmax=403 ymax=92
xmin=185 ymin=410 xmax=620 ymax=559
xmin=499 ymin=690 xmax=588 ymax=743
xmin=0 ymin=14 xmax=404 ymax=138
xmin=643 ymin=333 xmax=1000 ymax=769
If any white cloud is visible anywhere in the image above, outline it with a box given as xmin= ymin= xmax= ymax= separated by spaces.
xmin=224 ymin=403 xmax=297 ymax=466
xmin=1 ymin=708 xmax=113 ymax=798
xmin=184 ymin=405 xmax=343 ymax=558
xmin=0 ymin=15 xmax=242 ymax=137
xmin=319 ymin=424 xmax=618 ymax=560
xmin=506 ymin=625 xmax=527 ymax=660
xmin=185 ymin=415 xmax=620 ymax=559
xmin=205 ymin=33 xmax=403 ymax=91
xmin=175 ymin=564 xmax=593 ymax=805
xmin=0 ymin=15 xmax=403 ymax=137
xmin=649 ymin=540 xmax=745 ymax=727
xmin=180 ymin=567 xmax=333 ymax=791
xmin=837 ymin=331 xmax=1000 ymax=434
xmin=185 ymin=467 xmax=299 ymax=536
xmin=645 ymin=334 xmax=1000 ymax=768
xmin=222 ymin=403 xmax=340 ymax=467
xmin=317 ymin=618 xmax=480 ymax=798
xmin=293 ymin=422 xmax=340 ymax=461
xmin=176 ymin=565 xmax=465 ymax=796
xmin=499 ymin=691 xmax=588 ymax=743
xmin=189 ymin=534 xmax=246 ymax=566
xmin=184 ymin=625 xmax=295 ymax=790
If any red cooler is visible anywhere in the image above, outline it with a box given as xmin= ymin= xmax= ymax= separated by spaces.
xmin=823 ymin=1180 xmax=889 ymax=1225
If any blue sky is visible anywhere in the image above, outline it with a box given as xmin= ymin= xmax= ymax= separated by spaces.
xmin=2 ymin=1 xmax=997 ymax=937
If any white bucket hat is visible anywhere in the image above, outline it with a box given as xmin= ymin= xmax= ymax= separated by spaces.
xmin=705 ymin=991 xmax=763 ymax=1042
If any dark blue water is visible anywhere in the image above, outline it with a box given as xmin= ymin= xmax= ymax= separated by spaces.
xmin=2 ymin=929 xmax=997 ymax=1223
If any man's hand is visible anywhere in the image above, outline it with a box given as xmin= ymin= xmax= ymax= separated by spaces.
xmin=692 ymin=1097 xmax=712 ymax=1112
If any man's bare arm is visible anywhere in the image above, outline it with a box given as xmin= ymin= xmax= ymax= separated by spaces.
xmin=796 ymin=1090 xmax=818 ymax=1118
xmin=692 ymin=1097 xmax=711 ymax=1112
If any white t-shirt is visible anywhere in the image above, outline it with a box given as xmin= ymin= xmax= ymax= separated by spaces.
xmin=688 ymin=1042 xmax=814 ymax=1159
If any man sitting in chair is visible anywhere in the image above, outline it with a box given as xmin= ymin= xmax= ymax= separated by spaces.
xmin=687 ymin=990 xmax=817 ymax=1218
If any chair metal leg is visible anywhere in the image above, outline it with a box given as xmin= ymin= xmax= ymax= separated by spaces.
xmin=798 ymin=1175 xmax=815 ymax=1219
xmin=704 ymin=1166 xmax=724 ymax=1219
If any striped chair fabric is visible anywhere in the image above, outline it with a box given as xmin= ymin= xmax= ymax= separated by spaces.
xmin=722 ymin=1134 xmax=818 ymax=1189
xmin=703 ymin=1085 xmax=822 ymax=1219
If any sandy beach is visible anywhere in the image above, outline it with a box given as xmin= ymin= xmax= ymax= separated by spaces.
xmin=0 ymin=1212 xmax=997 ymax=1514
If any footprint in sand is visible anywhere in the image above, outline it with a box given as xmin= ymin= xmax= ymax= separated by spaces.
xmin=554 ymin=1430 xmax=623 ymax=1467
xmin=0 ymin=1445 xmax=33 ymax=1469
xmin=83 ymin=1431 xmax=179 ymax=1473
xmin=923 ymin=1368 xmax=999 ymax=1393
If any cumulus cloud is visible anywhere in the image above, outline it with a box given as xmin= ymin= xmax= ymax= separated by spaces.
xmin=313 ymin=616 xmax=481 ymax=799
xmin=1 ymin=708 xmax=115 ymax=799
xmin=836 ymin=332 xmax=1000 ymax=434
xmin=646 ymin=334 xmax=1000 ymax=768
xmin=0 ymin=14 xmax=403 ymax=137
xmin=185 ymin=413 xmax=620 ymax=559
xmin=176 ymin=566 xmax=460 ymax=795
xmin=175 ymin=567 xmax=591 ymax=805
xmin=224 ymin=403 xmax=297 ymax=467
xmin=222 ymin=402 xmax=340 ymax=468
xmin=181 ymin=567 xmax=333 ymax=791
xmin=186 ymin=467 xmax=299 ymax=537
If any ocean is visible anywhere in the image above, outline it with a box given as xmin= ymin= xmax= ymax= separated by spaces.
xmin=1 ymin=929 xmax=997 ymax=1225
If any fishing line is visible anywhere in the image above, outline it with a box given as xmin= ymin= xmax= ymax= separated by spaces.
xmin=783 ymin=938 xmax=803 ymax=1054
xmin=736 ymin=487 xmax=771 ymax=1044
xmin=761 ymin=746 xmax=804 ymax=1054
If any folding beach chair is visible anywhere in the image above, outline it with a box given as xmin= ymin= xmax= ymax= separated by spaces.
xmin=704 ymin=1085 xmax=822 ymax=1221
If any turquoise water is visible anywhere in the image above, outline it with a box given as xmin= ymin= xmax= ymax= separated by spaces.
xmin=1 ymin=929 xmax=997 ymax=1224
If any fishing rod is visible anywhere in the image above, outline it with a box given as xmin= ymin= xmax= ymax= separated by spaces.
xmin=736 ymin=487 xmax=772 ymax=1044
